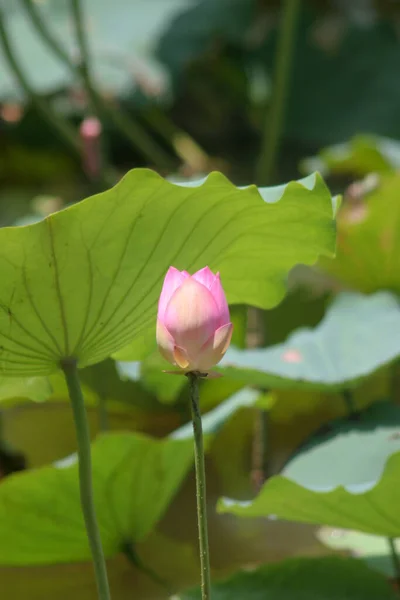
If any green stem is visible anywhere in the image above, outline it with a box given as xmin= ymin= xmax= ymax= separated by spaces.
xmin=70 ymin=0 xmax=91 ymax=77
xmin=103 ymin=102 xmax=176 ymax=170
xmin=20 ymin=0 xmax=175 ymax=170
xmin=70 ymin=0 xmax=111 ymax=180
xmin=97 ymin=396 xmax=109 ymax=432
xmin=187 ymin=372 xmax=211 ymax=600
xmin=389 ymin=538 xmax=400 ymax=588
xmin=342 ymin=389 xmax=359 ymax=421
xmin=70 ymin=0 xmax=103 ymax=124
xmin=142 ymin=106 xmax=210 ymax=169
xmin=247 ymin=307 xmax=270 ymax=490
xmin=21 ymin=0 xmax=72 ymax=65
xmin=0 ymin=7 xmax=80 ymax=158
xmin=252 ymin=404 xmax=270 ymax=491
xmin=122 ymin=541 xmax=173 ymax=595
xmin=255 ymin=0 xmax=301 ymax=185
xmin=61 ymin=359 xmax=111 ymax=600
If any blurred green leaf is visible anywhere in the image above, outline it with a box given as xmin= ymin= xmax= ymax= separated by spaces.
xmin=218 ymin=292 xmax=400 ymax=390
xmin=319 ymin=528 xmax=400 ymax=579
xmin=284 ymin=402 xmax=400 ymax=489
xmin=181 ymin=556 xmax=397 ymax=599
xmin=219 ymin=449 xmax=400 ymax=537
xmin=81 ymin=359 xmax=162 ymax=411
xmin=117 ymin=353 xmax=187 ymax=405
xmin=229 ymin=305 xmax=247 ymax=349
xmin=0 ymin=169 xmax=335 ymax=375
xmin=301 ymin=135 xmax=400 ymax=178
xmin=0 ymin=375 xmax=51 ymax=405
xmin=0 ymin=432 xmax=192 ymax=564
xmin=262 ymin=281 xmax=329 ymax=347
xmin=321 ymin=172 xmax=400 ymax=293
xmin=197 ymin=376 xmax=245 ymax=412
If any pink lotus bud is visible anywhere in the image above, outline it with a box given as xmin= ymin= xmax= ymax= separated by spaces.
xmin=79 ymin=117 xmax=102 ymax=179
xmin=157 ymin=266 xmax=233 ymax=374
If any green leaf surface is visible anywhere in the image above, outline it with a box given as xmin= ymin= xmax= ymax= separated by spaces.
xmin=117 ymin=354 xmax=187 ymax=405
xmin=181 ymin=556 xmax=397 ymax=599
xmin=219 ymin=449 xmax=400 ymax=537
xmin=301 ymin=135 xmax=400 ymax=178
xmin=261 ymin=282 xmax=329 ymax=347
xmin=80 ymin=358 xmax=163 ymax=411
xmin=283 ymin=402 xmax=400 ymax=489
xmin=218 ymin=291 xmax=400 ymax=390
xmin=321 ymin=172 xmax=400 ymax=294
xmin=0 ymin=432 xmax=193 ymax=564
xmin=319 ymin=528 xmax=400 ymax=579
xmin=229 ymin=305 xmax=247 ymax=349
xmin=0 ymin=375 xmax=51 ymax=404
xmin=0 ymin=168 xmax=334 ymax=375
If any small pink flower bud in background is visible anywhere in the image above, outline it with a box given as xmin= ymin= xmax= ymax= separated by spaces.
xmin=79 ymin=116 xmax=102 ymax=179
xmin=156 ymin=266 xmax=233 ymax=374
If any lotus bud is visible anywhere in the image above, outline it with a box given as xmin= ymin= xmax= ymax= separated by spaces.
xmin=79 ymin=117 xmax=102 ymax=180
xmin=156 ymin=266 xmax=233 ymax=374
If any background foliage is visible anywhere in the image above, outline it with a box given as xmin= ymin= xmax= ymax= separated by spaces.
xmin=1 ymin=0 xmax=400 ymax=598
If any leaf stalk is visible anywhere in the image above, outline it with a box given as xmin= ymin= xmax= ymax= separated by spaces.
xmin=61 ymin=358 xmax=112 ymax=600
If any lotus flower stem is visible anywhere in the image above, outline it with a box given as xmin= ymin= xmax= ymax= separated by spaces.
xmin=61 ymin=359 xmax=111 ymax=600
xmin=187 ymin=371 xmax=211 ymax=599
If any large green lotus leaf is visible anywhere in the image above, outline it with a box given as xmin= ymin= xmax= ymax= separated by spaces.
xmin=0 ymin=432 xmax=192 ymax=565
xmin=267 ymin=372 xmax=390 ymax=475
xmin=229 ymin=305 xmax=247 ymax=349
xmin=283 ymin=402 xmax=400 ymax=489
xmin=219 ymin=449 xmax=400 ymax=537
xmin=301 ymin=135 xmax=400 ymax=178
xmin=181 ymin=557 xmax=397 ymax=599
xmin=320 ymin=173 xmax=400 ymax=293
xmin=209 ymin=374 xmax=390 ymax=497
xmin=157 ymin=441 xmax=333 ymax=577
xmin=197 ymin=377 xmax=245 ymax=412
xmin=319 ymin=528 xmax=400 ymax=579
xmin=218 ymin=291 xmax=400 ymax=390
xmin=0 ymin=508 xmax=328 ymax=600
xmin=0 ymin=375 xmax=51 ymax=404
xmin=0 ymin=168 xmax=334 ymax=375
